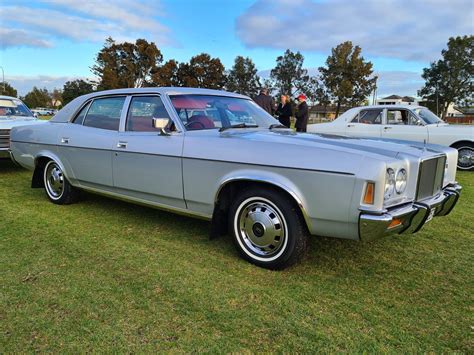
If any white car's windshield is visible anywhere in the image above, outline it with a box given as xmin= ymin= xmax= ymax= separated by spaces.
xmin=169 ymin=95 xmax=278 ymax=130
xmin=413 ymin=108 xmax=444 ymax=124
xmin=0 ymin=98 xmax=34 ymax=117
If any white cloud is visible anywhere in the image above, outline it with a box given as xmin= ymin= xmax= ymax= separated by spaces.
xmin=0 ymin=0 xmax=172 ymax=49
xmin=237 ymin=0 xmax=473 ymax=61
xmin=0 ymin=28 xmax=52 ymax=49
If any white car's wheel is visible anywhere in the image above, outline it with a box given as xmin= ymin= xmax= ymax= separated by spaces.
xmin=229 ymin=187 xmax=308 ymax=270
xmin=43 ymin=160 xmax=79 ymax=204
xmin=453 ymin=143 xmax=473 ymax=171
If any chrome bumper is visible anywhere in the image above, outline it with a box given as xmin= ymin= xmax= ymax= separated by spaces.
xmin=359 ymin=183 xmax=462 ymax=241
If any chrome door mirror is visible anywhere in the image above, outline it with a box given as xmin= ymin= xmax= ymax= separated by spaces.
xmin=152 ymin=117 xmax=171 ymax=135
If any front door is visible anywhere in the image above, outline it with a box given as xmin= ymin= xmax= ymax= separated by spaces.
xmin=112 ymin=95 xmax=185 ymax=209
xmin=381 ymin=108 xmax=428 ymax=142
xmin=345 ymin=108 xmax=383 ymax=138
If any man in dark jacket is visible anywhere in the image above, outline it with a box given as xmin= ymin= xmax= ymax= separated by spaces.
xmin=275 ymin=94 xmax=292 ymax=128
xmin=254 ymin=88 xmax=275 ymax=115
xmin=295 ymin=94 xmax=309 ymax=132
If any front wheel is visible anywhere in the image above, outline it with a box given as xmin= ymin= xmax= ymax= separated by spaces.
xmin=228 ymin=187 xmax=308 ymax=270
xmin=453 ymin=143 xmax=473 ymax=171
xmin=43 ymin=160 xmax=80 ymax=204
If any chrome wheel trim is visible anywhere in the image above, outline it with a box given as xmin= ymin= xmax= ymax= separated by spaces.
xmin=457 ymin=146 xmax=473 ymax=170
xmin=234 ymin=197 xmax=288 ymax=262
xmin=44 ymin=161 xmax=64 ymax=200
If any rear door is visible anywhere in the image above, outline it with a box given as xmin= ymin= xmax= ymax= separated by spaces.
xmin=381 ymin=108 xmax=428 ymax=142
xmin=58 ymin=96 xmax=125 ymax=188
xmin=345 ymin=108 xmax=383 ymax=138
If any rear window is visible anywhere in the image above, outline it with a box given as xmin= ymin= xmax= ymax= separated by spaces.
xmin=83 ymin=97 xmax=126 ymax=131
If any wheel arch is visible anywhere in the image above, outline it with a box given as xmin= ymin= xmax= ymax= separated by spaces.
xmin=213 ymin=174 xmax=311 ymax=231
xmin=450 ymin=140 xmax=474 ymax=148
xmin=31 ymin=152 xmax=68 ymax=188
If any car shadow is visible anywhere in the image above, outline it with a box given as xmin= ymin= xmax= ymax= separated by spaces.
xmin=0 ymin=158 xmax=24 ymax=173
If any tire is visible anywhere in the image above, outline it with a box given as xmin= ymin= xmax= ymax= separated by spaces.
xmin=452 ymin=142 xmax=473 ymax=171
xmin=228 ymin=186 xmax=308 ymax=270
xmin=43 ymin=160 xmax=79 ymax=204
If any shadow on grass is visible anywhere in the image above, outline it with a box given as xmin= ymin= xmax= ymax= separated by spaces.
xmin=0 ymin=158 xmax=25 ymax=173
xmin=80 ymin=189 xmax=380 ymax=271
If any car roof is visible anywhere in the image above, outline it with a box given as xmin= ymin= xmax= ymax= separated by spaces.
xmin=50 ymin=87 xmax=251 ymax=123
xmin=0 ymin=95 xmax=20 ymax=100
xmin=355 ymin=104 xmax=424 ymax=110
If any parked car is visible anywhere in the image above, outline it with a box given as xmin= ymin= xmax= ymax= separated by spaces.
xmin=31 ymin=107 xmax=54 ymax=116
xmin=307 ymin=105 xmax=473 ymax=170
xmin=0 ymin=95 xmax=46 ymax=159
xmin=9 ymin=88 xmax=462 ymax=269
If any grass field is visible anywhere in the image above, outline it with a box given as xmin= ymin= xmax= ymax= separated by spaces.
xmin=1 ymin=159 xmax=472 ymax=352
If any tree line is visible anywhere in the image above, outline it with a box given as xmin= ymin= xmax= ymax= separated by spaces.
xmin=1 ymin=35 xmax=471 ymax=118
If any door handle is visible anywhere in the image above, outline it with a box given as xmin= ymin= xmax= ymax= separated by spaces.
xmin=61 ymin=137 xmax=69 ymax=144
xmin=117 ymin=141 xmax=128 ymax=149
xmin=383 ymin=126 xmax=392 ymax=130
xmin=347 ymin=124 xmax=355 ymax=128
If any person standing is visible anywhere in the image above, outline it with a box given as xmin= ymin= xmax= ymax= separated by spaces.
xmin=254 ymin=88 xmax=275 ymax=115
xmin=275 ymin=95 xmax=292 ymax=128
xmin=295 ymin=94 xmax=309 ymax=132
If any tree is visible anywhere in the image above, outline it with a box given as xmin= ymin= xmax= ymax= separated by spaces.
xmin=62 ymin=79 xmax=95 ymax=105
xmin=226 ymin=56 xmax=260 ymax=97
xmin=150 ymin=59 xmax=180 ymax=87
xmin=418 ymin=35 xmax=473 ymax=118
xmin=91 ymin=37 xmax=163 ymax=90
xmin=177 ymin=53 xmax=226 ymax=89
xmin=0 ymin=82 xmax=18 ymax=97
xmin=22 ymin=87 xmax=50 ymax=108
xmin=319 ymin=41 xmax=377 ymax=117
xmin=270 ymin=49 xmax=309 ymax=96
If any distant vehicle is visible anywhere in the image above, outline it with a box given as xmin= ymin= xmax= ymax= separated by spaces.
xmin=308 ymin=105 xmax=474 ymax=170
xmin=9 ymin=88 xmax=462 ymax=269
xmin=0 ymin=95 xmax=46 ymax=159
xmin=31 ymin=107 xmax=54 ymax=116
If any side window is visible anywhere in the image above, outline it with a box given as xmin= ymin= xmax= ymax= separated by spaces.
xmin=126 ymin=96 xmax=171 ymax=132
xmin=352 ymin=109 xmax=382 ymax=124
xmin=387 ymin=110 xmax=409 ymax=125
xmin=72 ymin=102 xmax=91 ymax=125
xmin=408 ymin=112 xmax=424 ymax=126
xmin=83 ymin=96 xmax=125 ymax=131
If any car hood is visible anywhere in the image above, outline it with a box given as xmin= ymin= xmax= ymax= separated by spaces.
xmin=428 ymin=123 xmax=474 ymax=133
xmin=221 ymin=129 xmax=444 ymax=161
xmin=0 ymin=116 xmax=46 ymax=129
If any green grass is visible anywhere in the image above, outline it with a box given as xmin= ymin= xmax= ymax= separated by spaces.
xmin=1 ymin=159 xmax=473 ymax=352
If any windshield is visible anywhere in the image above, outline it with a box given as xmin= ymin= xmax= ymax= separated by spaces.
xmin=169 ymin=95 xmax=278 ymax=130
xmin=413 ymin=108 xmax=444 ymax=124
xmin=0 ymin=98 xmax=34 ymax=117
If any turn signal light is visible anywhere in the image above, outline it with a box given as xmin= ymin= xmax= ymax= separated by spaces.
xmin=388 ymin=218 xmax=402 ymax=229
xmin=363 ymin=182 xmax=375 ymax=205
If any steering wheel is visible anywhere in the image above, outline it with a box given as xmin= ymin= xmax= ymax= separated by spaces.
xmin=184 ymin=121 xmax=206 ymax=129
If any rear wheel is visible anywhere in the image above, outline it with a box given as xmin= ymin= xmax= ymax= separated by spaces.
xmin=453 ymin=142 xmax=473 ymax=171
xmin=43 ymin=160 xmax=79 ymax=204
xmin=229 ymin=187 xmax=308 ymax=270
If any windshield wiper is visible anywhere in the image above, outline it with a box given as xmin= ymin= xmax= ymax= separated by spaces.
xmin=219 ymin=123 xmax=259 ymax=132
xmin=269 ymin=123 xmax=287 ymax=129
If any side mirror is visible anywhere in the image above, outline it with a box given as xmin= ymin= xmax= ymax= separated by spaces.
xmin=152 ymin=117 xmax=171 ymax=135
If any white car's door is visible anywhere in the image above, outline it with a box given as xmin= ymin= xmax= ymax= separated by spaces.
xmin=112 ymin=95 xmax=186 ymax=209
xmin=58 ymin=96 xmax=125 ymax=188
xmin=380 ymin=108 xmax=428 ymax=142
xmin=345 ymin=108 xmax=383 ymax=138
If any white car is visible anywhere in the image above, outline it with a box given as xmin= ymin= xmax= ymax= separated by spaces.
xmin=0 ymin=95 xmax=46 ymax=159
xmin=308 ymin=105 xmax=473 ymax=170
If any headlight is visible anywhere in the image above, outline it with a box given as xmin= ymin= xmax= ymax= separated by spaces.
xmin=384 ymin=168 xmax=395 ymax=200
xmin=395 ymin=168 xmax=407 ymax=194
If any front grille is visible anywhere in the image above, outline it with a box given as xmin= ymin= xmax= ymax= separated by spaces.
xmin=0 ymin=129 xmax=10 ymax=149
xmin=416 ymin=156 xmax=446 ymax=200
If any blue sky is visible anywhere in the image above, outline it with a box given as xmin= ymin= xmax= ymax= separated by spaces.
xmin=0 ymin=0 xmax=472 ymax=96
